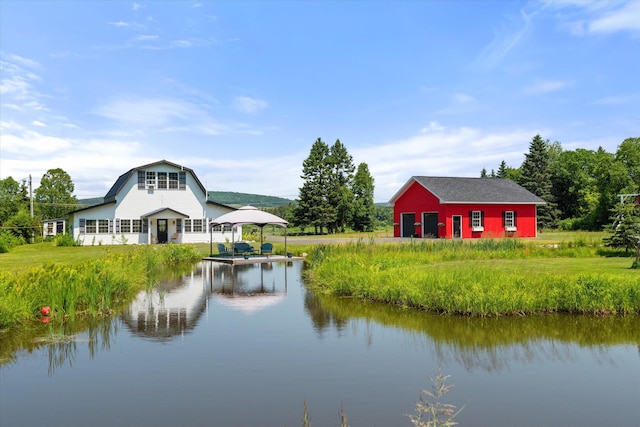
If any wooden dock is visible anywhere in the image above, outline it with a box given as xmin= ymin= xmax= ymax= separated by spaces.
xmin=202 ymin=254 xmax=305 ymax=265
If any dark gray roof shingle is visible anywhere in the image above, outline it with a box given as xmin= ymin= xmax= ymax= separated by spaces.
xmin=407 ymin=176 xmax=545 ymax=204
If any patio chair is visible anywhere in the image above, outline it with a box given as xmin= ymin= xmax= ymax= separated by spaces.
xmin=217 ymin=243 xmax=232 ymax=256
xmin=260 ymin=242 xmax=273 ymax=257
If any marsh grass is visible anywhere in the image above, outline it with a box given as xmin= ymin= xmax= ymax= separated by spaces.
xmin=0 ymin=244 xmax=200 ymax=328
xmin=305 ymin=239 xmax=640 ymax=316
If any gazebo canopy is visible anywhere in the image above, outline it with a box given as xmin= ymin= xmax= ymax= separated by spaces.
xmin=209 ymin=206 xmax=288 ymax=256
xmin=209 ymin=205 xmax=288 ymax=228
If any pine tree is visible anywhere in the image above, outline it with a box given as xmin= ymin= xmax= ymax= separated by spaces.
xmin=327 ymin=139 xmax=355 ymax=233
xmin=293 ymin=138 xmax=333 ymax=234
xmin=496 ymin=161 xmax=508 ymax=178
xmin=350 ymin=163 xmax=375 ymax=232
xmin=603 ymin=199 xmax=640 ymax=257
xmin=519 ymin=134 xmax=559 ymax=228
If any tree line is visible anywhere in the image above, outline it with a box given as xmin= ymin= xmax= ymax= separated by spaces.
xmin=481 ymin=134 xmax=640 ymax=232
xmin=0 ymin=168 xmax=78 ymax=247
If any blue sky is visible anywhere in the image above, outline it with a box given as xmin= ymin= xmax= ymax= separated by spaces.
xmin=1 ymin=0 xmax=638 ymax=203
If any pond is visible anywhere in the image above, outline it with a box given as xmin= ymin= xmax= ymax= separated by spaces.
xmin=1 ymin=261 xmax=639 ymax=427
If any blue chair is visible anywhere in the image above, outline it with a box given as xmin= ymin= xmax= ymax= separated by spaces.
xmin=260 ymin=242 xmax=273 ymax=257
xmin=217 ymin=243 xmax=231 ymax=256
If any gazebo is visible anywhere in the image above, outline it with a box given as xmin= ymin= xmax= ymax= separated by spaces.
xmin=209 ymin=206 xmax=288 ymax=256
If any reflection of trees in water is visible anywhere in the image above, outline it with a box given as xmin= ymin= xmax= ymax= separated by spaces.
xmin=304 ymin=289 xmax=640 ymax=371
xmin=0 ymin=318 xmax=118 ymax=376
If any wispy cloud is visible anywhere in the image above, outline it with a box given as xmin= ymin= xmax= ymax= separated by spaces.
xmin=134 ymin=34 xmax=159 ymax=41
xmin=474 ymin=9 xmax=533 ymax=70
xmin=523 ymin=79 xmax=569 ymax=95
xmin=591 ymin=94 xmax=635 ymax=105
xmin=231 ymin=96 xmax=268 ymax=114
xmin=540 ymin=0 xmax=640 ymax=36
xmin=108 ymin=21 xmax=130 ymax=27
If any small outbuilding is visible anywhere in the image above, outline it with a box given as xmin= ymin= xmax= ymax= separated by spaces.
xmin=389 ymin=176 xmax=545 ymax=239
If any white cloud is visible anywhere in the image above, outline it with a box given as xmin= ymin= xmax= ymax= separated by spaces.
xmin=108 ymin=21 xmax=130 ymax=27
xmin=589 ymin=1 xmax=640 ymax=34
xmin=134 ymin=35 xmax=159 ymax=41
xmin=32 ymin=120 xmax=46 ymax=127
xmin=523 ymin=80 xmax=569 ymax=95
xmin=231 ymin=96 xmax=268 ymax=114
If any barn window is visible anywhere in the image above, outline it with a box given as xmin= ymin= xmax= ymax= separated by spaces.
xmin=146 ymin=171 xmax=156 ymax=189
xmin=504 ymin=211 xmax=517 ymax=231
xmin=98 ymin=219 xmax=109 ymax=234
xmin=132 ymin=220 xmax=142 ymax=233
xmin=86 ymin=220 xmax=97 ymax=234
xmin=121 ymin=219 xmax=131 ymax=233
xmin=169 ymin=172 xmax=179 ymax=189
xmin=184 ymin=219 xmax=192 ymax=233
xmin=471 ymin=210 xmax=484 ymax=232
xmin=157 ymin=172 xmax=168 ymax=189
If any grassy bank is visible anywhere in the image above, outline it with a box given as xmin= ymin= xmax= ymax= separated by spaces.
xmin=0 ymin=243 xmax=201 ymax=328
xmin=305 ymin=238 xmax=640 ymax=316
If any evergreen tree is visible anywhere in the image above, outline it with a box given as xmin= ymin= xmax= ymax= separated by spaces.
xmin=34 ymin=168 xmax=77 ymax=220
xmin=518 ymin=134 xmax=559 ymax=228
xmin=496 ymin=161 xmax=508 ymax=178
xmin=350 ymin=162 xmax=375 ymax=232
xmin=603 ymin=199 xmax=640 ymax=255
xmin=480 ymin=168 xmax=488 ymax=178
xmin=327 ymin=139 xmax=355 ymax=233
xmin=293 ymin=138 xmax=333 ymax=234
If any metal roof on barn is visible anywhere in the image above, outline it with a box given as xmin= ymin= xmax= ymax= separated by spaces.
xmin=389 ymin=176 xmax=546 ymax=205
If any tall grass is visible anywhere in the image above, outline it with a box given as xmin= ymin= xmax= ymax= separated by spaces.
xmin=305 ymin=239 xmax=640 ymax=316
xmin=0 ymin=244 xmax=200 ymax=328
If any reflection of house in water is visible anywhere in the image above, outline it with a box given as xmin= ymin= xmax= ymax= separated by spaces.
xmin=121 ymin=262 xmax=291 ymax=341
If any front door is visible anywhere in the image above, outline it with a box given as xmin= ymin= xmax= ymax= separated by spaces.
xmin=452 ymin=215 xmax=462 ymax=238
xmin=401 ymin=213 xmax=416 ymax=237
xmin=157 ymin=219 xmax=168 ymax=244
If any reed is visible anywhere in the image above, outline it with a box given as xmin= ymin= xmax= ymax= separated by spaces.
xmin=0 ymin=244 xmax=200 ymax=328
xmin=305 ymin=239 xmax=640 ymax=316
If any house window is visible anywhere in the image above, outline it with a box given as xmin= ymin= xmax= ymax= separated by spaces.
xmin=176 ymin=218 xmax=182 ymax=233
xmin=138 ymin=170 xmax=145 ymax=189
xmin=47 ymin=223 xmax=54 ymax=234
xmin=211 ymin=225 xmax=222 ymax=232
xmin=179 ymin=171 xmax=186 ymax=190
xmin=184 ymin=219 xmax=192 ymax=233
xmin=121 ymin=219 xmax=131 ymax=233
xmin=86 ymin=220 xmax=97 ymax=234
xmin=158 ymin=172 xmax=167 ymax=189
xmin=504 ymin=211 xmax=517 ymax=231
xmin=471 ymin=211 xmax=484 ymax=232
xmin=193 ymin=219 xmax=203 ymax=232
xmin=98 ymin=219 xmax=109 ymax=233
xmin=132 ymin=219 xmax=142 ymax=233
xmin=169 ymin=172 xmax=179 ymax=189
xmin=146 ymin=171 xmax=156 ymax=188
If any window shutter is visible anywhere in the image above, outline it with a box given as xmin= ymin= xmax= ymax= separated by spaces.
xmin=115 ymin=218 xmax=120 ymax=233
xmin=468 ymin=211 xmax=473 ymax=227
xmin=138 ymin=170 xmax=145 ymax=189
xmin=502 ymin=211 xmax=506 ymax=227
xmin=179 ymin=171 xmax=186 ymax=190
xmin=514 ymin=211 xmax=517 ymax=226
xmin=108 ymin=219 xmax=113 ymax=234
xmin=79 ymin=218 xmax=85 ymax=234
xmin=143 ymin=219 xmax=148 ymax=233
xmin=481 ymin=211 xmax=484 ymax=227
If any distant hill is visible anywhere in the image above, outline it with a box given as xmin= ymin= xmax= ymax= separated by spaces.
xmin=208 ymin=191 xmax=294 ymax=208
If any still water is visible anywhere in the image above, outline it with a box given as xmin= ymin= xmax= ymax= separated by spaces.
xmin=1 ymin=261 xmax=639 ymax=427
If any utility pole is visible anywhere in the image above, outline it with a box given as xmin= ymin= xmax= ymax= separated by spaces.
xmin=29 ymin=174 xmax=33 ymax=217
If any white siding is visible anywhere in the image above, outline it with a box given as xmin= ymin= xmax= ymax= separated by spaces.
xmin=71 ymin=162 xmax=237 ymax=246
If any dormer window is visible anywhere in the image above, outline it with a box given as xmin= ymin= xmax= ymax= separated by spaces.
xmin=146 ymin=171 xmax=156 ymax=189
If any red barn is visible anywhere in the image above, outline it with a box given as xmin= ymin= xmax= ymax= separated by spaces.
xmin=389 ymin=177 xmax=545 ymax=239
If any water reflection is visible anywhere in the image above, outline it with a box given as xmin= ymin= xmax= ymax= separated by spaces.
xmin=304 ymin=290 xmax=640 ymax=371
xmin=0 ymin=318 xmax=118 ymax=375
xmin=120 ymin=261 xmax=291 ymax=340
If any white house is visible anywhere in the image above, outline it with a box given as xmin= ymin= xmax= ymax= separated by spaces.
xmin=69 ymin=160 xmax=238 ymax=246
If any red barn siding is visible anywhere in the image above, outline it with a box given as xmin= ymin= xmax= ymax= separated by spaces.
xmin=393 ymin=181 xmax=538 ymax=238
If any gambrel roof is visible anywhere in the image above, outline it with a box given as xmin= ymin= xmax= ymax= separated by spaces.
xmin=104 ymin=160 xmax=206 ymax=203
xmin=389 ymin=176 xmax=546 ymax=205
